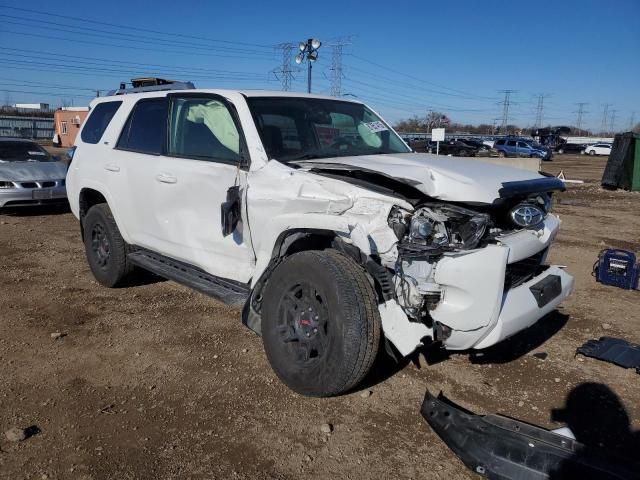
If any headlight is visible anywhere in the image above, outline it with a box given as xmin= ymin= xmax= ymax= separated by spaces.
xmin=389 ymin=204 xmax=489 ymax=250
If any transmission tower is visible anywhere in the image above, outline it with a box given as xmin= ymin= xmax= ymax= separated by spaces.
xmin=609 ymin=109 xmax=617 ymax=134
xmin=327 ymin=37 xmax=351 ymax=97
xmin=629 ymin=111 xmax=636 ymax=131
xmin=574 ymin=102 xmax=588 ymax=132
xmin=273 ymin=43 xmax=296 ymax=91
xmin=498 ymin=90 xmax=516 ymax=130
xmin=600 ymin=104 xmax=612 ymax=135
xmin=534 ymin=94 xmax=547 ymax=128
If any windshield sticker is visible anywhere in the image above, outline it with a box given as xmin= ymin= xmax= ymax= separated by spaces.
xmin=363 ymin=121 xmax=388 ymax=133
xmin=28 ymin=151 xmax=46 ymax=155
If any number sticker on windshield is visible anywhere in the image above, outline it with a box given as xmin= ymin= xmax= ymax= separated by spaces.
xmin=363 ymin=121 xmax=388 ymax=133
xmin=28 ymin=151 xmax=46 ymax=155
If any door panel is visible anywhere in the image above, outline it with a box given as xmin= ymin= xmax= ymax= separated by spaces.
xmin=152 ymin=157 xmax=254 ymax=282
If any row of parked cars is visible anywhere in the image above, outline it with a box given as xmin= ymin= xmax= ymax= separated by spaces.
xmin=554 ymin=142 xmax=612 ymax=156
xmin=408 ymin=137 xmax=554 ymax=161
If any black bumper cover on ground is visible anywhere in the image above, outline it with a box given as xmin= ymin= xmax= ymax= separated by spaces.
xmin=577 ymin=337 xmax=640 ymax=374
xmin=421 ymin=390 xmax=639 ymax=480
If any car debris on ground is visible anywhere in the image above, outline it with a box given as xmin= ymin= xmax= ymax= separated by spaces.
xmin=421 ymin=389 xmax=640 ymax=479
xmin=577 ymin=337 xmax=640 ymax=374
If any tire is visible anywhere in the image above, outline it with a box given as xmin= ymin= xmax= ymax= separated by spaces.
xmin=558 ymin=149 xmax=564 ymax=154
xmin=589 ymin=150 xmax=595 ymax=156
xmin=458 ymin=150 xmax=468 ymax=157
xmin=261 ymin=249 xmax=381 ymax=397
xmin=83 ymin=203 xmax=133 ymax=287
xmin=498 ymin=151 xmax=505 ymax=158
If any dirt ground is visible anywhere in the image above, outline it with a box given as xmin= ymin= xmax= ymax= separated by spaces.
xmin=1 ymin=154 xmax=639 ymax=479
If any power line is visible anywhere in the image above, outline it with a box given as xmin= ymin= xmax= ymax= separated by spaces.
xmin=0 ymin=5 xmax=274 ymax=49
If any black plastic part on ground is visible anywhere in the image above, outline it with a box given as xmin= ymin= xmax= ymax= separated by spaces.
xmin=577 ymin=337 xmax=640 ymax=374
xmin=421 ymin=389 xmax=640 ymax=480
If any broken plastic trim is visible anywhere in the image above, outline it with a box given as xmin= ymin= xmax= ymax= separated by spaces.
xmin=499 ymin=177 xmax=565 ymax=198
xmin=421 ymin=389 xmax=639 ymax=480
xmin=577 ymin=337 xmax=640 ymax=374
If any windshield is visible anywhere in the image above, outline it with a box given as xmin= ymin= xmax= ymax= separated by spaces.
xmin=0 ymin=142 xmax=53 ymax=162
xmin=246 ymin=97 xmax=410 ymax=162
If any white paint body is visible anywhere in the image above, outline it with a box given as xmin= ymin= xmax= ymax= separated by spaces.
xmin=67 ymin=89 xmax=573 ymax=357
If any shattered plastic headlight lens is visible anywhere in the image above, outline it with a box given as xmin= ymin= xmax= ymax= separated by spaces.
xmin=390 ymin=204 xmax=490 ymax=250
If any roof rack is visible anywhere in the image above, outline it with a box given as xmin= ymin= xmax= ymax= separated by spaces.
xmin=107 ymin=77 xmax=196 ymax=96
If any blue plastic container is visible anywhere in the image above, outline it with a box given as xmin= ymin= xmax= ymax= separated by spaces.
xmin=593 ymin=249 xmax=639 ymax=290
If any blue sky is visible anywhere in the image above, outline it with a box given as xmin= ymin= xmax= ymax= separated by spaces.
xmin=0 ymin=0 xmax=638 ymax=131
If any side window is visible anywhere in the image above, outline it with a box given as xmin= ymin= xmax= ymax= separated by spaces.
xmin=507 ymin=140 xmax=516 ymax=147
xmin=517 ymin=142 xmax=529 ymax=148
xmin=495 ymin=139 xmax=505 ymax=146
xmin=81 ymin=101 xmax=122 ymax=144
xmin=117 ymin=98 xmax=168 ymax=155
xmin=168 ymin=97 xmax=241 ymax=163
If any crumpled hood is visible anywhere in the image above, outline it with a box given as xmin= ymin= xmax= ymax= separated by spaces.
xmin=0 ymin=161 xmax=67 ymax=182
xmin=295 ymin=152 xmax=545 ymax=204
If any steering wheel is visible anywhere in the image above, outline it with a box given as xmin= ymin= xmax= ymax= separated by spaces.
xmin=330 ymin=136 xmax=353 ymax=149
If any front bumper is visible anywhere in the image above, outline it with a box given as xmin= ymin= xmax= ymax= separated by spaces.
xmin=0 ymin=184 xmax=67 ymax=208
xmin=430 ymin=215 xmax=574 ymax=350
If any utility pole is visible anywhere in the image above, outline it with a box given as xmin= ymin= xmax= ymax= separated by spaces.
xmin=600 ymin=104 xmax=612 ymax=135
xmin=274 ymin=43 xmax=295 ymax=91
xmin=609 ymin=109 xmax=617 ymax=134
xmin=498 ymin=90 xmax=516 ymax=132
xmin=575 ymin=102 xmax=588 ymax=133
xmin=534 ymin=94 xmax=547 ymax=129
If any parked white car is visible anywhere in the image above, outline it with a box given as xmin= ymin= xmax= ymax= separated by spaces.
xmin=66 ymin=83 xmax=574 ymax=397
xmin=584 ymin=143 xmax=612 ymax=156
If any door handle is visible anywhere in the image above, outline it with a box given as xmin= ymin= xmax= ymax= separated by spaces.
xmin=156 ymin=173 xmax=177 ymax=184
xmin=104 ymin=163 xmax=120 ymax=172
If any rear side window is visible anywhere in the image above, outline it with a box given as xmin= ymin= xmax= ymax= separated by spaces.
xmin=507 ymin=140 xmax=516 ymax=146
xmin=117 ymin=98 xmax=168 ymax=155
xmin=81 ymin=101 xmax=122 ymax=144
xmin=495 ymin=139 xmax=505 ymax=146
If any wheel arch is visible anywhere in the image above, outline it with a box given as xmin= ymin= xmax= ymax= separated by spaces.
xmin=78 ymin=187 xmax=131 ymax=244
xmin=242 ymin=227 xmax=395 ymax=335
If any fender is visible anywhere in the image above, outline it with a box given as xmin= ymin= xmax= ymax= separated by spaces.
xmin=77 ymin=182 xmax=133 ymax=245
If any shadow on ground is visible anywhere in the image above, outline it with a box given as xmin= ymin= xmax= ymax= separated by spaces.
xmin=550 ymin=382 xmax=640 ymax=478
xmin=1 ymin=203 xmax=71 ymax=217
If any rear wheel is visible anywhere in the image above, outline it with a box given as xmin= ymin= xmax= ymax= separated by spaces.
xmin=558 ymin=149 xmax=564 ymax=154
xmin=589 ymin=150 xmax=595 ymax=156
xmin=498 ymin=151 xmax=505 ymax=158
xmin=261 ymin=250 xmax=381 ymax=397
xmin=83 ymin=203 xmax=133 ymax=287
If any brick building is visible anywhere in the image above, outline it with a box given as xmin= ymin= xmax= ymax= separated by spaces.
xmin=53 ymin=107 xmax=89 ymax=147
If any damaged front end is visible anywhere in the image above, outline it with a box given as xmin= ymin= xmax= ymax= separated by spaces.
xmin=385 ymin=192 xmax=574 ymax=354
xmin=421 ymin=390 xmax=640 ymax=480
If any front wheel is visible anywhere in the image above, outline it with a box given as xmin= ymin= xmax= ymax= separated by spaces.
xmin=558 ymin=149 xmax=564 ymax=154
xmin=498 ymin=151 xmax=505 ymax=158
xmin=261 ymin=250 xmax=381 ymax=397
xmin=589 ymin=150 xmax=596 ymax=156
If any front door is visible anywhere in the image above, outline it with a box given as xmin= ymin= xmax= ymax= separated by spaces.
xmin=151 ymin=94 xmax=255 ymax=283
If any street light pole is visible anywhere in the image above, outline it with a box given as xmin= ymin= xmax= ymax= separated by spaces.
xmin=295 ymin=38 xmax=321 ymax=94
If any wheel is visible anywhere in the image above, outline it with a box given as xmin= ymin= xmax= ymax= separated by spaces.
xmin=589 ymin=150 xmax=595 ymax=156
xmin=457 ymin=150 xmax=468 ymax=157
xmin=558 ymin=149 xmax=564 ymax=154
xmin=498 ymin=151 xmax=505 ymax=158
xmin=261 ymin=249 xmax=381 ymax=397
xmin=83 ymin=203 xmax=134 ymax=287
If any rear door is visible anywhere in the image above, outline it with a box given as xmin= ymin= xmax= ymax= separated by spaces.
xmin=151 ymin=93 xmax=255 ymax=283
xmin=111 ymin=96 xmax=170 ymax=252
xmin=506 ymin=140 xmax=517 ymax=156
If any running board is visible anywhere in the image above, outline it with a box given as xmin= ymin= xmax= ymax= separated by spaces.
xmin=128 ymin=249 xmax=249 ymax=308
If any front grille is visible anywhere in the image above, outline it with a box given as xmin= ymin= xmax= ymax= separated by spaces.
xmin=19 ymin=182 xmax=37 ymax=188
xmin=41 ymin=181 xmax=55 ymax=187
xmin=504 ymin=249 xmax=547 ymax=290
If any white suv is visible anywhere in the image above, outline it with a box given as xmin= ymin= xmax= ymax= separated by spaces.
xmin=66 ymin=83 xmax=574 ymax=397
xmin=585 ymin=143 xmax=612 ymax=156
